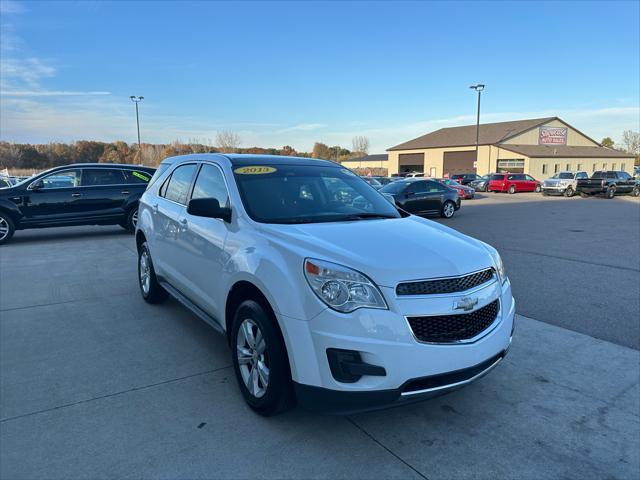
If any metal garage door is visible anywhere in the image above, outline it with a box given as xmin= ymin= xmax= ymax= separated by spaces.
xmin=443 ymin=151 xmax=476 ymax=176
xmin=399 ymin=153 xmax=424 ymax=173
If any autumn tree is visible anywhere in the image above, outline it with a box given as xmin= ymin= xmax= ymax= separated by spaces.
xmin=351 ymin=136 xmax=370 ymax=156
xmin=216 ymin=131 xmax=241 ymax=153
xmin=312 ymin=142 xmax=331 ymax=159
xmin=600 ymin=137 xmax=615 ymax=149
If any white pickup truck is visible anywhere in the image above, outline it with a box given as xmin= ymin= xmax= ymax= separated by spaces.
xmin=541 ymin=171 xmax=589 ymax=197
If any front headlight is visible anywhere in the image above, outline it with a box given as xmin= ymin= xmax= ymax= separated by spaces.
xmin=489 ymin=250 xmax=507 ymax=284
xmin=304 ymin=259 xmax=387 ymax=313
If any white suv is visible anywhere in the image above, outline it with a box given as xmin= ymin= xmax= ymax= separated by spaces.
xmin=136 ymin=154 xmax=515 ymax=415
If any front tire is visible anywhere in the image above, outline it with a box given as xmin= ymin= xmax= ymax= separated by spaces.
xmin=534 ymin=184 xmax=541 ymax=193
xmin=632 ymin=186 xmax=640 ymax=197
xmin=138 ymin=242 xmax=168 ymax=304
xmin=440 ymin=200 xmax=456 ymax=218
xmin=564 ymin=186 xmax=574 ymax=197
xmin=231 ymin=300 xmax=295 ymax=416
xmin=508 ymin=185 xmax=516 ymax=194
xmin=606 ymin=186 xmax=616 ymax=199
xmin=0 ymin=212 xmax=16 ymax=245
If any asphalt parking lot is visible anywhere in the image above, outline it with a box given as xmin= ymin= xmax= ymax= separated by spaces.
xmin=1 ymin=193 xmax=639 ymax=479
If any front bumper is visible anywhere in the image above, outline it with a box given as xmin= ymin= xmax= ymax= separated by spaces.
xmin=542 ymin=185 xmax=567 ymax=194
xmin=280 ymin=278 xmax=515 ymax=414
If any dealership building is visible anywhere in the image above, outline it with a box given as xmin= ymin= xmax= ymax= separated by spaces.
xmin=385 ymin=117 xmax=635 ymax=178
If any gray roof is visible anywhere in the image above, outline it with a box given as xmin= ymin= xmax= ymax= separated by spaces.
xmin=498 ymin=145 xmax=635 ymax=158
xmin=342 ymin=154 xmax=388 ymax=163
xmin=388 ymin=117 xmax=558 ymax=151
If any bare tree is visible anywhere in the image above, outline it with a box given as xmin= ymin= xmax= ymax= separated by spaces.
xmin=351 ymin=136 xmax=370 ymax=156
xmin=216 ymin=131 xmax=241 ymax=153
xmin=621 ymin=130 xmax=640 ymax=155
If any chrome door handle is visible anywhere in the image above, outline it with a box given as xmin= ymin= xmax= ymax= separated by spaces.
xmin=179 ymin=218 xmax=188 ymax=225
xmin=121 ymin=190 xmax=129 ymax=195
xmin=71 ymin=193 xmax=82 ymax=197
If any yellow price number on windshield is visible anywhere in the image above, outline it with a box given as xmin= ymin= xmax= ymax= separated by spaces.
xmin=234 ymin=166 xmax=277 ymax=175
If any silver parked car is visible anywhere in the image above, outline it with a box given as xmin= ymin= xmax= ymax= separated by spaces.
xmin=541 ymin=171 xmax=588 ymax=197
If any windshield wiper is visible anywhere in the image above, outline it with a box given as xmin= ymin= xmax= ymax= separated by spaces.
xmin=341 ymin=213 xmax=397 ymax=221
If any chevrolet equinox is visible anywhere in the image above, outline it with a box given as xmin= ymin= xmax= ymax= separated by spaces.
xmin=136 ymin=154 xmax=515 ymax=415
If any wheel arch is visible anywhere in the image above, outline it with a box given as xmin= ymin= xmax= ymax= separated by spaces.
xmin=225 ymin=280 xmax=277 ymax=343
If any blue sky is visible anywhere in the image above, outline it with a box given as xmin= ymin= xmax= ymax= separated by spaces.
xmin=1 ymin=0 xmax=638 ymax=152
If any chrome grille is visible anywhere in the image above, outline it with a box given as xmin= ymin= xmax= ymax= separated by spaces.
xmin=396 ymin=268 xmax=494 ymax=296
xmin=407 ymin=300 xmax=500 ymax=343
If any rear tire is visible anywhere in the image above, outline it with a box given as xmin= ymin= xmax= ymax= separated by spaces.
xmin=138 ymin=242 xmax=168 ymax=304
xmin=231 ymin=300 xmax=295 ymax=416
xmin=121 ymin=207 xmax=139 ymax=232
xmin=0 ymin=212 xmax=16 ymax=245
xmin=440 ymin=200 xmax=456 ymax=218
xmin=564 ymin=187 xmax=574 ymax=197
xmin=606 ymin=186 xmax=616 ymax=199
xmin=632 ymin=186 xmax=640 ymax=197
xmin=508 ymin=185 xmax=516 ymax=194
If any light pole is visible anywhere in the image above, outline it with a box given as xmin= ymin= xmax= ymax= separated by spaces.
xmin=129 ymin=95 xmax=144 ymax=150
xmin=469 ymin=84 xmax=485 ymax=169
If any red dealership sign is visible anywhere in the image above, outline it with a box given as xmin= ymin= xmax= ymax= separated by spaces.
xmin=539 ymin=126 xmax=567 ymax=145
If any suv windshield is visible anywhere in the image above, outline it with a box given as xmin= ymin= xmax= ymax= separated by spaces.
xmin=233 ymin=164 xmax=400 ymax=224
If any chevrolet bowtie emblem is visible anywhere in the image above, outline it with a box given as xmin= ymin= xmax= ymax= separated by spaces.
xmin=454 ymin=297 xmax=478 ymax=312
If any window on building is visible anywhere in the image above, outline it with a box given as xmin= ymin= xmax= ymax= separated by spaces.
xmin=554 ymin=164 xmax=559 ymax=173
xmin=577 ymin=164 xmax=582 ymax=171
xmin=542 ymin=164 xmax=547 ymax=174
xmin=592 ymin=163 xmax=597 ymax=172
xmin=612 ymin=163 xmax=616 ymax=170
xmin=603 ymin=163 xmax=607 ymax=170
xmin=566 ymin=163 xmax=570 ymax=171
xmin=621 ymin=163 xmax=626 ymax=171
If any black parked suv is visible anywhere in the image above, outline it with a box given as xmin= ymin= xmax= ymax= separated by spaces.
xmin=379 ymin=178 xmax=461 ymax=218
xmin=451 ymin=173 xmax=480 ymax=185
xmin=0 ymin=163 xmax=156 ymax=244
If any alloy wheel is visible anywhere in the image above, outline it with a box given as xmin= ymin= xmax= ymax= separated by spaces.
xmin=443 ymin=202 xmax=455 ymax=218
xmin=132 ymin=209 xmax=139 ymax=229
xmin=139 ymin=249 xmax=151 ymax=295
xmin=0 ymin=217 xmax=9 ymax=241
xmin=236 ymin=318 xmax=269 ymax=398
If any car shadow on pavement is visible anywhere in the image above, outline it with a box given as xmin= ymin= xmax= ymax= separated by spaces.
xmin=5 ymin=226 xmax=131 ymax=246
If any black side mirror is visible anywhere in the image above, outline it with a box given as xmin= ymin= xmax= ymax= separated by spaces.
xmin=187 ymin=198 xmax=232 ymax=223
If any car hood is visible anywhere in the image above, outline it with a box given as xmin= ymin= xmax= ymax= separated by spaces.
xmin=258 ymin=216 xmax=494 ymax=287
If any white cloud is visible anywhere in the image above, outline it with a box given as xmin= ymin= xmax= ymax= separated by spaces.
xmin=1 ymin=90 xmax=112 ymax=96
xmin=0 ymin=0 xmax=25 ymax=14
xmin=275 ymin=123 xmax=327 ymax=134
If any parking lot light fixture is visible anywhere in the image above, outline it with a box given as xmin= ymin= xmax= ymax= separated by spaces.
xmin=130 ymin=95 xmax=144 ymax=151
xmin=469 ymin=84 xmax=485 ymax=170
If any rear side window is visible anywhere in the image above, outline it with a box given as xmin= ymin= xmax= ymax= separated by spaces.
xmin=425 ymin=180 xmax=445 ymax=192
xmin=162 ymin=164 xmax=197 ymax=205
xmin=123 ymin=170 xmax=152 ymax=184
xmin=81 ymin=169 xmax=125 ymax=186
xmin=591 ymin=171 xmax=604 ymax=179
xmin=191 ymin=164 xmax=230 ymax=207
xmin=407 ymin=181 xmax=428 ymax=194
xmin=147 ymin=163 xmax=171 ymax=188
xmin=490 ymin=174 xmax=504 ymax=181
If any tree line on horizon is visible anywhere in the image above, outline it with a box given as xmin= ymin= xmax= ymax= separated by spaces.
xmin=0 ymin=133 xmax=373 ymax=172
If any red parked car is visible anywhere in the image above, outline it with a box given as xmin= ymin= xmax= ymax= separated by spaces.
xmin=488 ymin=173 xmax=542 ymax=193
